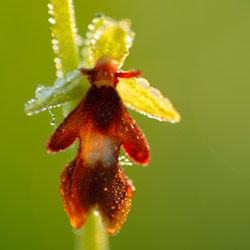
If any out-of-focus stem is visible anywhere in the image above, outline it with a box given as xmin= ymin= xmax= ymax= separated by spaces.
xmin=74 ymin=212 xmax=109 ymax=250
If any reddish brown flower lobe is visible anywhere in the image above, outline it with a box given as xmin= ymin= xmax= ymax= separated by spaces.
xmin=47 ymin=57 xmax=150 ymax=235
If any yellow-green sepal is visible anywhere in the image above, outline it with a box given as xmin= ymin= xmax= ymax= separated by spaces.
xmin=117 ymin=77 xmax=181 ymax=123
xmin=86 ymin=15 xmax=135 ymax=69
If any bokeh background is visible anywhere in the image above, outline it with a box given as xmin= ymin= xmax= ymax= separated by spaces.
xmin=1 ymin=0 xmax=250 ymax=249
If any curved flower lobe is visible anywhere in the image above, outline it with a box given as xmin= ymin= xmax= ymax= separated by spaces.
xmin=60 ymin=155 xmax=135 ymax=235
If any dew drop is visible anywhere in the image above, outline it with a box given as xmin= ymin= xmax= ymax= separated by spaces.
xmin=47 ymin=106 xmax=56 ymax=127
xmin=138 ymin=78 xmax=150 ymax=88
xmin=93 ymin=33 xmax=99 ymax=40
xmin=28 ymin=98 xmax=35 ymax=104
xmin=47 ymin=3 xmax=54 ymax=10
xmin=35 ymin=85 xmax=45 ymax=98
xmin=50 ymin=120 xmax=56 ymax=126
xmin=94 ymin=209 xmax=100 ymax=216
xmin=119 ymin=155 xmax=133 ymax=166
xmin=149 ymin=87 xmax=163 ymax=98
xmin=51 ymin=39 xmax=59 ymax=45
xmin=91 ymin=38 xmax=96 ymax=45
xmin=56 ymin=71 xmax=63 ymax=78
xmin=55 ymin=63 xmax=62 ymax=69
xmin=54 ymin=57 xmax=61 ymax=64
xmin=48 ymin=18 xmax=56 ymax=25
xmin=75 ymin=34 xmax=84 ymax=46
xmin=125 ymin=36 xmax=133 ymax=43
xmin=88 ymin=24 xmax=95 ymax=31
xmin=86 ymin=31 xmax=92 ymax=39
xmin=52 ymin=44 xmax=59 ymax=53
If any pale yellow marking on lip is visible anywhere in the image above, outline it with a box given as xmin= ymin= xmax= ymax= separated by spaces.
xmin=82 ymin=134 xmax=118 ymax=167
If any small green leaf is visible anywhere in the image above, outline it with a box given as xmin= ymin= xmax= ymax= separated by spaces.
xmin=86 ymin=15 xmax=135 ymax=69
xmin=25 ymin=71 xmax=88 ymax=116
xmin=117 ymin=78 xmax=181 ymax=123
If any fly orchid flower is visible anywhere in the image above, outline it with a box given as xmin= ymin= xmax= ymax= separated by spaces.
xmin=47 ymin=56 xmax=150 ymax=235
xmin=25 ymin=15 xmax=180 ymax=235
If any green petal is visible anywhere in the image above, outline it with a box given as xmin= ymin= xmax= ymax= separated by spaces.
xmin=117 ymin=78 xmax=181 ymax=123
xmin=25 ymin=70 xmax=89 ymax=116
xmin=86 ymin=15 xmax=135 ymax=68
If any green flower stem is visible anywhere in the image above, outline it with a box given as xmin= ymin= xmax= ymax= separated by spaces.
xmin=74 ymin=212 xmax=109 ymax=250
xmin=48 ymin=1 xmax=109 ymax=249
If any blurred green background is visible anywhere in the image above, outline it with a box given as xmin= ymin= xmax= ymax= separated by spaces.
xmin=1 ymin=0 xmax=250 ymax=249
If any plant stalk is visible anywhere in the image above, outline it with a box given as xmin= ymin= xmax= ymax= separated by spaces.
xmin=74 ymin=212 xmax=109 ymax=250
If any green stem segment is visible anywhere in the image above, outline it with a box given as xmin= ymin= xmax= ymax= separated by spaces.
xmin=74 ymin=212 xmax=109 ymax=250
xmin=48 ymin=1 xmax=109 ymax=249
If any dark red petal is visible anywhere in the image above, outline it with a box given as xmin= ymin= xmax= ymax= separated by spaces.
xmin=47 ymin=100 xmax=84 ymax=153
xmin=121 ymin=108 xmax=150 ymax=165
xmin=116 ymin=70 xmax=142 ymax=79
xmin=60 ymin=153 xmax=134 ymax=234
xmin=60 ymin=155 xmax=93 ymax=229
xmin=97 ymin=165 xmax=135 ymax=235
